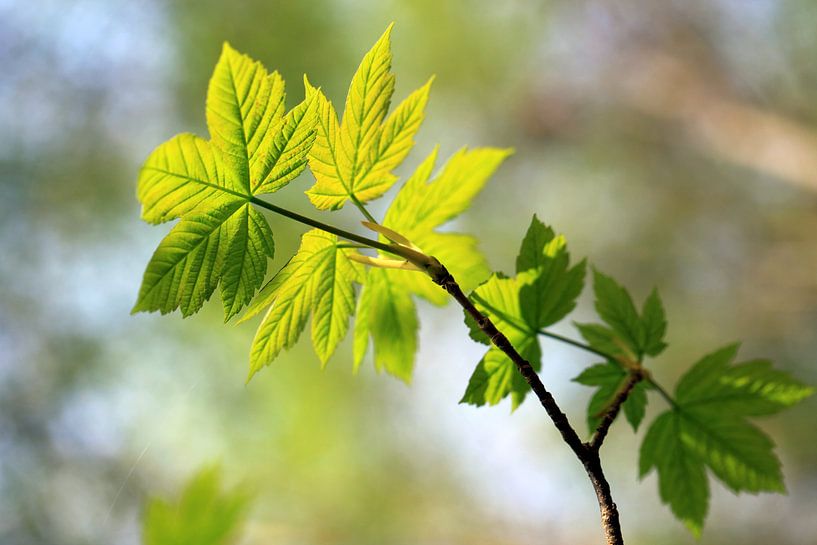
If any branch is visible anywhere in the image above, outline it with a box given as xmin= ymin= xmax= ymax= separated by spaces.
xmin=427 ymin=262 xmax=624 ymax=545
xmin=590 ymin=370 xmax=644 ymax=451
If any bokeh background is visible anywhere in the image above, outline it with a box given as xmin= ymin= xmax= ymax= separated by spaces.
xmin=2 ymin=0 xmax=816 ymax=543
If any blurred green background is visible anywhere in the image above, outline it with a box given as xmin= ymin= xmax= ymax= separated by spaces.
xmin=1 ymin=0 xmax=816 ymax=543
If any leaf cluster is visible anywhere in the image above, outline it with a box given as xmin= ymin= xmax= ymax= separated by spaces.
xmin=133 ymin=24 xmax=813 ymax=538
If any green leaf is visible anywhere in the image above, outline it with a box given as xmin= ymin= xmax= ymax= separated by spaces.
xmin=592 ymin=269 xmax=644 ymax=355
xmin=219 ymin=205 xmax=275 ymax=321
xmin=352 ymin=146 xmax=509 ymax=380
xmin=461 ymin=217 xmax=585 ymax=408
xmin=639 ymin=411 xmax=709 ymax=537
xmin=515 ymin=214 xmax=556 ymax=273
xmin=137 ymin=134 xmax=237 ymax=225
xmin=678 ymin=409 xmax=784 ymax=493
xmin=356 ymin=267 xmax=418 ymax=382
xmin=310 ymin=236 xmax=361 ymax=364
xmin=247 ymin=230 xmax=360 ymax=379
xmin=305 ymin=25 xmax=432 ymax=210
xmin=133 ymin=201 xmax=244 ymax=317
xmin=582 ymin=271 xmax=668 ymax=359
xmin=462 ymin=273 xmax=537 ymax=407
xmin=675 ymin=344 xmax=813 ymax=415
xmin=384 ymin=146 xmax=513 ymax=304
xmin=135 ymin=43 xmax=318 ymax=320
xmin=143 ymin=466 xmax=252 ymax=545
xmin=640 ymin=345 xmax=812 ymax=535
xmin=573 ymin=322 xmax=631 ymax=359
xmin=572 ymin=362 xmax=647 ymax=432
xmin=517 ymin=219 xmax=586 ymax=329
xmin=461 ymin=335 xmax=540 ymax=410
xmin=641 ymin=288 xmax=668 ymax=356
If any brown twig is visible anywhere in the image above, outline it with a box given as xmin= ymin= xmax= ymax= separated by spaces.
xmin=428 ymin=262 xmax=626 ymax=545
xmin=590 ymin=371 xmax=644 ymax=451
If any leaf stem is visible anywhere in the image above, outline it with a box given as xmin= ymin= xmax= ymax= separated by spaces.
xmin=249 ymin=196 xmax=395 ymax=255
xmin=644 ymin=374 xmax=677 ymax=409
xmin=537 ymin=329 xmax=612 ymax=360
xmin=350 ymin=194 xmax=378 ymax=224
xmin=536 ymin=328 xmax=678 ymax=409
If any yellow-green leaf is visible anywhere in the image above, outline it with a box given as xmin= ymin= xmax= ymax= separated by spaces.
xmin=305 ymin=25 xmax=432 ymax=210
xmin=247 ymin=230 xmax=360 ymax=379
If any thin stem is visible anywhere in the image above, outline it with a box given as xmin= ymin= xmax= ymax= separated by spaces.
xmin=645 ymin=375 xmax=677 ymax=409
xmin=537 ymin=328 xmax=679 ymax=409
xmin=537 ymin=329 xmax=612 ymax=360
xmin=249 ymin=196 xmax=395 ymax=255
xmin=350 ymin=194 xmax=378 ymax=223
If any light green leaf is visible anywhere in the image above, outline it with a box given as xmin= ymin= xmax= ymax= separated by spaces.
xmin=359 ymin=267 xmax=418 ymax=382
xmin=461 ymin=335 xmax=540 ymax=410
xmin=351 ymin=145 xmax=509 ymax=379
xmin=248 ymin=230 xmax=359 ymax=379
xmin=207 ymin=42 xmax=287 ymax=194
xmin=306 ymin=25 xmax=432 ymax=210
xmin=253 ymin=94 xmax=318 ymax=194
xmin=219 ymin=204 xmax=275 ymax=321
xmin=462 ymin=273 xmax=538 ymax=407
xmin=136 ymin=43 xmax=319 ymax=320
xmin=352 ymin=269 xmax=374 ymax=371
xmin=133 ymin=201 xmax=244 ymax=317
xmin=311 ymin=237 xmax=361 ymax=365
xmin=462 ymin=217 xmax=585 ymax=408
xmin=137 ymin=134 xmax=237 ymax=225
xmin=143 ymin=466 xmax=252 ymax=545
xmin=384 ymin=146 xmax=512 ymax=303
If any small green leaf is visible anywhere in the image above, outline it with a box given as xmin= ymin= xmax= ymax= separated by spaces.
xmin=675 ymin=344 xmax=813 ymax=414
xmin=247 ymin=230 xmax=359 ymax=379
xmin=461 ymin=335 xmax=540 ymax=409
xmin=641 ymin=288 xmax=668 ymax=356
xmin=573 ymin=362 xmax=646 ymax=432
xmin=515 ymin=214 xmax=556 ymax=273
xmin=640 ymin=345 xmax=812 ymax=535
xmin=362 ymin=267 xmax=418 ymax=382
xmin=143 ymin=466 xmax=252 ymax=545
xmin=573 ymin=322 xmax=632 ymax=359
xmin=133 ymin=201 xmax=245 ymax=317
xmin=305 ymin=25 xmax=432 ymax=210
xmin=592 ymin=269 xmax=644 ymax=355
xmin=137 ymin=134 xmax=236 ymax=225
xmin=639 ymin=411 xmax=709 ymax=537
xmin=220 ymin=204 xmax=275 ymax=321
xmin=462 ymin=273 xmax=538 ymax=407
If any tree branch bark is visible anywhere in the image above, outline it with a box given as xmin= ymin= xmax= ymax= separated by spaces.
xmin=428 ymin=262 xmax=626 ymax=545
